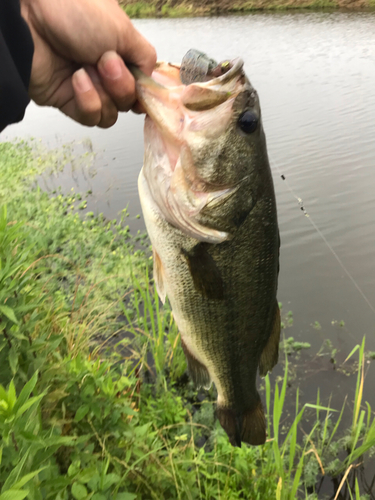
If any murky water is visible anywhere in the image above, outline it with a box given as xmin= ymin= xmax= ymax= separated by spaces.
xmin=2 ymin=12 xmax=375 ymax=393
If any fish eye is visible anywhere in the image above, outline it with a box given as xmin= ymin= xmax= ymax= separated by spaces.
xmin=238 ymin=111 xmax=258 ymax=134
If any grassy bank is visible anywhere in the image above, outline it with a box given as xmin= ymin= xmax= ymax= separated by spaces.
xmin=0 ymin=140 xmax=375 ymax=499
xmin=120 ymin=0 xmax=375 ymax=18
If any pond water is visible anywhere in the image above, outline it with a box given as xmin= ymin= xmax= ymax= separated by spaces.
xmin=2 ymin=12 xmax=375 ymax=407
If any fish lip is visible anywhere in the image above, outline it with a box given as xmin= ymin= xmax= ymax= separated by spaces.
xmin=200 ymin=57 xmax=245 ymax=87
xmin=131 ymin=57 xmax=245 ymax=91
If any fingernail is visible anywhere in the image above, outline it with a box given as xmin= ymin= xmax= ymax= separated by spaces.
xmin=74 ymin=68 xmax=93 ymax=93
xmin=100 ymin=51 xmax=123 ymax=80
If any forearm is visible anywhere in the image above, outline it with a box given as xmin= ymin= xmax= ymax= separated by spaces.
xmin=0 ymin=0 xmax=34 ymax=131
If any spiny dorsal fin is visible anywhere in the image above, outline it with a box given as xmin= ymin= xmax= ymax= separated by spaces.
xmin=182 ymin=243 xmax=224 ymax=300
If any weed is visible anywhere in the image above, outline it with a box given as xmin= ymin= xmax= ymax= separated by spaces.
xmin=280 ymin=336 xmax=311 ymax=355
xmin=317 ymin=339 xmax=338 ymax=366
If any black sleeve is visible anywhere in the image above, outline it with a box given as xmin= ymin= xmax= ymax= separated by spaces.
xmin=0 ymin=0 xmax=34 ymax=132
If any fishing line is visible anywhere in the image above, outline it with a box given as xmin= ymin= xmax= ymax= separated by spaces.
xmin=270 ymin=156 xmax=375 ymax=316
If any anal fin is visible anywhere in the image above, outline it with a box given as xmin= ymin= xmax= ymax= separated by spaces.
xmin=259 ymin=301 xmax=281 ymax=377
xmin=180 ymin=337 xmax=211 ymax=390
xmin=217 ymin=399 xmax=266 ymax=447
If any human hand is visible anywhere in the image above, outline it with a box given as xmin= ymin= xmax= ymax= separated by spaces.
xmin=20 ymin=0 xmax=156 ymax=127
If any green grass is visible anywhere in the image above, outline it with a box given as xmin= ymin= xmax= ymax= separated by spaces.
xmin=0 ymin=140 xmax=374 ymax=499
xmin=123 ymin=2 xmax=157 ymax=18
xmin=119 ymin=0 xmax=375 ymax=19
xmin=122 ymin=1 xmax=195 ymax=18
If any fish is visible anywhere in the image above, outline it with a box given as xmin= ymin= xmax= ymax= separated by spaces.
xmin=131 ymin=51 xmax=280 ymax=447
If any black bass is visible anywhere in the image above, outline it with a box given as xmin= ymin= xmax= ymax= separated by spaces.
xmin=132 ymin=51 xmax=280 ymax=447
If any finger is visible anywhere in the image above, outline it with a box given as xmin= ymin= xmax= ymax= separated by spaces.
xmin=67 ymin=68 xmax=102 ymax=126
xmin=85 ymin=65 xmax=118 ymax=128
xmin=97 ymin=51 xmax=136 ymax=112
xmin=116 ymin=13 xmax=157 ymax=76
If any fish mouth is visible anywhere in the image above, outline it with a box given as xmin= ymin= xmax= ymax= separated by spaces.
xmin=130 ymin=57 xmax=245 ymax=121
xmin=130 ymin=57 xmax=246 ymax=174
xmin=130 ymin=56 xmax=246 ymax=178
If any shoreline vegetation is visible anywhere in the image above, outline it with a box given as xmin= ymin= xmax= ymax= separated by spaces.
xmin=0 ymin=140 xmax=375 ymax=499
xmin=120 ymin=0 xmax=375 ymax=18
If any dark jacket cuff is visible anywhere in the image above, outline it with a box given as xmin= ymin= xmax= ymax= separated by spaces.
xmin=0 ymin=0 xmax=34 ymax=132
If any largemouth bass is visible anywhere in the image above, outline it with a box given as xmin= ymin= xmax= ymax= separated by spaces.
xmin=132 ymin=51 xmax=280 ymax=447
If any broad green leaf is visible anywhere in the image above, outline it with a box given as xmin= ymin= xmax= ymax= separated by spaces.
xmin=13 ymin=372 xmax=39 ymax=415
xmin=0 ymin=305 xmax=18 ymax=324
xmin=19 ymin=431 xmax=44 ymax=444
xmin=71 ymin=482 xmax=87 ymax=500
xmin=74 ymin=405 xmax=89 ymax=423
xmin=0 ymin=385 xmax=7 ymax=401
xmin=116 ymin=493 xmax=137 ymax=500
xmin=78 ymin=467 xmax=97 ymax=484
xmin=7 ymin=381 xmax=16 ymax=410
xmin=102 ymin=473 xmax=121 ymax=492
xmin=8 ymin=348 xmax=18 ymax=376
xmin=134 ymin=423 xmax=150 ymax=438
xmin=68 ymin=461 xmax=81 ymax=478
xmin=87 ymin=474 xmax=100 ymax=492
xmin=15 ymin=393 xmax=45 ymax=419
xmin=2 ymin=448 xmax=31 ymax=492
xmin=47 ymin=435 xmax=90 ymax=447
xmin=0 ymin=490 xmax=29 ymax=500
xmin=10 ymin=468 xmax=46 ymax=490
xmin=92 ymin=494 xmax=106 ymax=500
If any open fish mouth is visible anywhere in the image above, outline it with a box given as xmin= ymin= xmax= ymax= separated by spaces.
xmin=131 ymin=56 xmax=246 ymax=123
xmin=130 ymin=56 xmax=250 ymax=244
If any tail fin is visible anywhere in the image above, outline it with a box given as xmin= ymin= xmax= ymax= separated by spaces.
xmin=217 ymin=399 xmax=266 ymax=447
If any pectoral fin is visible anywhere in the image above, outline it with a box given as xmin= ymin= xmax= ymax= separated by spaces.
xmin=182 ymin=243 xmax=224 ymax=300
xmin=259 ymin=301 xmax=281 ymax=377
xmin=153 ymin=249 xmax=166 ymax=304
